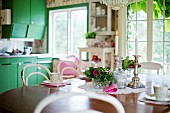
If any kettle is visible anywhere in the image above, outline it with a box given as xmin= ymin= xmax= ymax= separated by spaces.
xmin=23 ymin=47 xmax=32 ymax=55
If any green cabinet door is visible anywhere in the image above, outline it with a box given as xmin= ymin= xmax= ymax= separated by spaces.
xmin=27 ymin=24 xmax=45 ymax=40
xmin=2 ymin=0 xmax=30 ymax=23
xmin=27 ymin=0 xmax=46 ymax=39
xmin=37 ymin=63 xmax=52 ymax=83
xmin=0 ymin=63 xmax=18 ymax=93
xmin=13 ymin=0 xmax=30 ymax=24
xmin=31 ymin=0 xmax=46 ymax=25
xmin=2 ymin=0 xmax=29 ymax=38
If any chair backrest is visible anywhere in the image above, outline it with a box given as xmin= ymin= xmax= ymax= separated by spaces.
xmin=34 ymin=92 xmax=125 ymax=113
xmin=21 ymin=63 xmax=51 ymax=86
xmin=57 ymin=60 xmax=82 ymax=79
xmin=139 ymin=62 xmax=163 ymax=75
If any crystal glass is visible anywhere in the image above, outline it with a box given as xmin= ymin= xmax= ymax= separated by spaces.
xmin=114 ymin=56 xmax=127 ymax=89
xmin=92 ymin=79 xmax=110 ymax=89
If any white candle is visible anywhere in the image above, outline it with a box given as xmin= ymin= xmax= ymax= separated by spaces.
xmin=115 ymin=32 xmax=119 ymax=56
xmin=135 ymin=35 xmax=138 ymax=55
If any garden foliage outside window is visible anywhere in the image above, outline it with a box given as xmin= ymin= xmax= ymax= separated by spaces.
xmin=127 ymin=0 xmax=170 ymax=74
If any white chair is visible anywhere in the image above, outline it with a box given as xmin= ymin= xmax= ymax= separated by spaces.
xmin=33 ymin=92 xmax=125 ymax=113
xmin=139 ymin=62 xmax=163 ymax=75
xmin=21 ymin=63 xmax=51 ymax=86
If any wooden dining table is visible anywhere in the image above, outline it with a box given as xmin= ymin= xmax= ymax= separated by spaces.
xmin=0 ymin=74 xmax=170 ymax=113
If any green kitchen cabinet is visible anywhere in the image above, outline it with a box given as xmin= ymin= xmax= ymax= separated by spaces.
xmin=2 ymin=0 xmax=29 ymax=38
xmin=27 ymin=0 xmax=46 ymax=40
xmin=2 ymin=0 xmax=46 ymax=39
xmin=12 ymin=0 xmax=30 ymax=24
xmin=2 ymin=23 xmax=28 ymax=38
xmin=30 ymin=0 xmax=46 ymax=25
xmin=0 ymin=63 xmax=18 ymax=93
xmin=27 ymin=24 xmax=45 ymax=40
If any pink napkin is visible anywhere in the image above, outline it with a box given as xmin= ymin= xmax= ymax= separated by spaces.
xmin=41 ymin=82 xmax=71 ymax=87
xmin=103 ymin=84 xmax=118 ymax=93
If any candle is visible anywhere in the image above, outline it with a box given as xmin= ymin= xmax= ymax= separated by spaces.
xmin=115 ymin=31 xmax=119 ymax=56
xmin=135 ymin=35 xmax=138 ymax=55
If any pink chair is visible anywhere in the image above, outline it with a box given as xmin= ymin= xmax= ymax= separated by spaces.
xmin=53 ymin=55 xmax=82 ymax=79
xmin=57 ymin=60 xmax=82 ymax=79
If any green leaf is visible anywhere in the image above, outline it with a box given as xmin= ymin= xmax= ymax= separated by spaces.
xmin=131 ymin=3 xmax=137 ymax=12
xmin=154 ymin=10 xmax=159 ymax=19
xmin=140 ymin=2 xmax=147 ymax=13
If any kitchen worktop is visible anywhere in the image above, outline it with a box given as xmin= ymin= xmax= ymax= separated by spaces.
xmin=0 ymin=54 xmax=55 ymax=58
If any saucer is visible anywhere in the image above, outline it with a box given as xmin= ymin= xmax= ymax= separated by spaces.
xmin=144 ymin=94 xmax=170 ymax=102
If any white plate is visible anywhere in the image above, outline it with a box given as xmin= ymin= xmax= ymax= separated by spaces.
xmin=144 ymin=94 xmax=170 ymax=102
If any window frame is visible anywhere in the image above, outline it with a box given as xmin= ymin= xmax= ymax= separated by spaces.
xmin=123 ymin=0 xmax=170 ymax=74
xmin=47 ymin=3 xmax=89 ymax=56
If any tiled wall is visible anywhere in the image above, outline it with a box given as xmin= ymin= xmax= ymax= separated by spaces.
xmin=0 ymin=40 xmax=25 ymax=53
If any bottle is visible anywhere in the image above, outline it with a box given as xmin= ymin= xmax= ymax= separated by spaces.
xmin=114 ymin=56 xmax=127 ymax=89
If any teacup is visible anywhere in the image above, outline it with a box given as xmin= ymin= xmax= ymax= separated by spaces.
xmin=153 ymin=84 xmax=168 ymax=100
xmin=50 ymin=73 xmax=63 ymax=83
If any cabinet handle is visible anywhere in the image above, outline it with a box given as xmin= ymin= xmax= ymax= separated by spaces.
xmin=37 ymin=67 xmax=41 ymax=70
xmin=1 ymin=63 xmax=11 ymax=65
xmin=18 ymin=62 xmax=22 ymax=66
xmin=24 ymin=62 xmax=32 ymax=63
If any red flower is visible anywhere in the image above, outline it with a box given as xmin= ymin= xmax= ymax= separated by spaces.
xmin=92 ymin=69 xmax=99 ymax=76
xmin=92 ymin=55 xmax=101 ymax=62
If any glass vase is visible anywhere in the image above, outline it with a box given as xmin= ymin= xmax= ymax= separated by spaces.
xmin=92 ymin=79 xmax=110 ymax=89
xmin=114 ymin=56 xmax=127 ymax=89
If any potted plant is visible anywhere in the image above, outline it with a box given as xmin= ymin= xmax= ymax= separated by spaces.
xmin=84 ymin=67 xmax=117 ymax=89
xmin=122 ymin=56 xmax=141 ymax=70
xmin=85 ymin=32 xmax=96 ymax=39
xmin=85 ymin=32 xmax=96 ymax=47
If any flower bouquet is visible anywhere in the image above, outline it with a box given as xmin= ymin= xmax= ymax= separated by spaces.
xmin=84 ymin=67 xmax=116 ymax=89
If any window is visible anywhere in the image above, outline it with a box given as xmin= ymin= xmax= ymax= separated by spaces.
xmin=49 ymin=5 xmax=88 ymax=58
xmin=127 ymin=0 xmax=170 ymax=74
xmin=127 ymin=1 xmax=147 ymax=61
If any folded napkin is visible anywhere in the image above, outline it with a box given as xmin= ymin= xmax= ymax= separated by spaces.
xmin=41 ymin=82 xmax=71 ymax=87
xmin=103 ymin=84 xmax=118 ymax=93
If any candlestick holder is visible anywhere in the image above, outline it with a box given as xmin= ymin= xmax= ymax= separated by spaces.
xmin=127 ymin=55 xmax=145 ymax=89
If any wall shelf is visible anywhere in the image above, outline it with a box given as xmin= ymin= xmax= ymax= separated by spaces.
xmin=78 ymin=47 xmax=114 ymax=71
